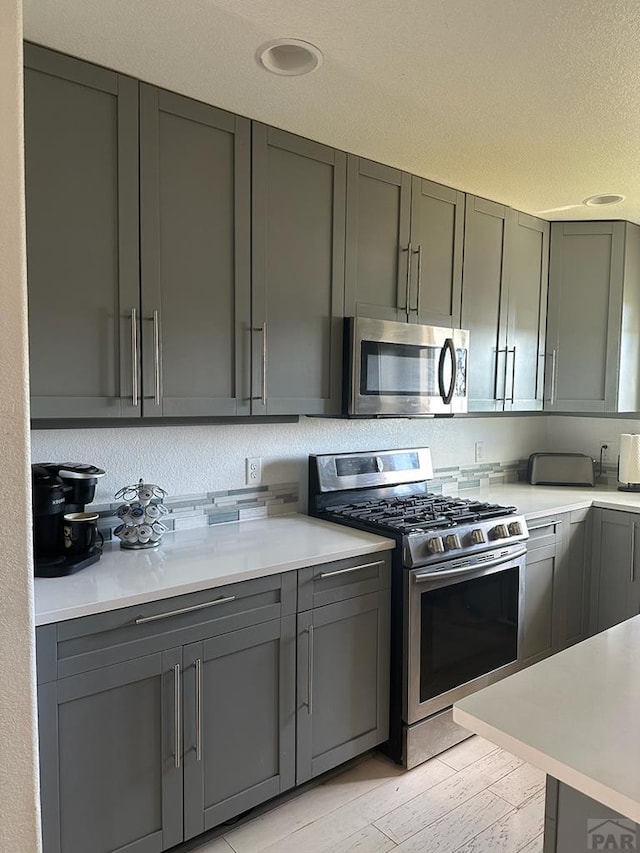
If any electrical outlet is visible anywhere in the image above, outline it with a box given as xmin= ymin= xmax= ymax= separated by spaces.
xmin=474 ymin=441 xmax=485 ymax=463
xmin=245 ymin=456 xmax=262 ymax=485
xmin=599 ymin=441 xmax=614 ymax=463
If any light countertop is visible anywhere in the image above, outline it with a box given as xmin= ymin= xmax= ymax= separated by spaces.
xmin=453 ymin=615 xmax=640 ymax=822
xmin=34 ymin=514 xmax=394 ymax=626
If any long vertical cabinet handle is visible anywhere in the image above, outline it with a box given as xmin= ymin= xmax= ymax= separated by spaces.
xmin=550 ymin=349 xmax=558 ymax=405
xmin=412 ymin=245 xmax=422 ymax=314
xmin=307 ymin=625 xmax=314 ymax=715
xmin=195 ymin=658 xmax=202 ymax=762
xmin=173 ymin=664 xmax=181 ymax=769
xmin=631 ymin=523 xmax=636 ymax=584
xmin=153 ymin=309 xmax=161 ymax=406
xmin=251 ymin=323 xmax=267 ymax=404
xmin=402 ymin=243 xmax=413 ymax=320
xmin=131 ymin=308 xmax=139 ymax=407
xmin=508 ymin=347 xmax=517 ymax=403
xmin=495 ymin=348 xmax=508 ymax=403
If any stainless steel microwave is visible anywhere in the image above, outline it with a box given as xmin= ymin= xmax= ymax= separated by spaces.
xmin=345 ymin=317 xmax=469 ymax=416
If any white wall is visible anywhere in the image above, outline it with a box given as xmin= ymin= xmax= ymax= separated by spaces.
xmin=548 ymin=416 xmax=640 ymax=465
xmin=0 ymin=1 xmax=42 ymax=849
xmin=32 ymin=415 xmax=549 ymax=508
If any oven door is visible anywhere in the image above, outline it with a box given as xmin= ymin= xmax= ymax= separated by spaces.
xmin=405 ymin=546 xmax=526 ymax=725
xmin=347 ymin=317 xmax=469 ymax=416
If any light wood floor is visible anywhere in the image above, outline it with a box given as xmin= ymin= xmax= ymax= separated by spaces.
xmin=189 ymin=736 xmax=545 ymax=853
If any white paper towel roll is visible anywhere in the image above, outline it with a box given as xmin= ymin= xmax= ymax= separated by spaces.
xmin=619 ymin=434 xmax=640 ymax=484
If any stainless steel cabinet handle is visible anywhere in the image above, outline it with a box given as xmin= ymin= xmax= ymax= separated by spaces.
xmin=495 ymin=348 xmax=508 ymax=403
xmin=307 ymin=625 xmax=314 ymax=715
xmin=131 ymin=308 xmax=139 ymax=407
xmin=252 ymin=323 xmax=267 ymax=404
xmin=412 ymin=245 xmax=422 ymax=314
xmin=174 ymin=664 xmax=181 ymax=769
xmin=403 ymin=243 xmax=413 ymax=319
xmin=527 ymin=521 xmax=563 ymax=532
xmin=195 ymin=658 xmax=202 ymax=762
xmin=319 ymin=560 xmax=383 ymax=579
xmin=412 ymin=548 xmax=527 ymax=582
xmin=632 ymin=523 xmax=636 ymax=584
xmin=508 ymin=347 xmax=517 ymax=403
xmin=153 ymin=309 xmax=161 ymax=406
xmin=545 ymin=349 xmax=558 ymax=405
xmin=134 ymin=595 xmax=236 ymax=624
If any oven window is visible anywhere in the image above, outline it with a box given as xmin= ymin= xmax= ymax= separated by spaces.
xmin=360 ymin=341 xmax=442 ymax=396
xmin=419 ymin=567 xmax=519 ymax=702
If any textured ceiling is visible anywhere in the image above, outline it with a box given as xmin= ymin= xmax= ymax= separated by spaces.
xmin=23 ymin=0 xmax=640 ymax=224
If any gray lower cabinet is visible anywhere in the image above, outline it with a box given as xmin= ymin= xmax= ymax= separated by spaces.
xmin=462 ymin=198 xmax=548 ymax=412
xmin=344 ymin=156 xmax=464 ymax=327
xmin=24 ymin=43 xmax=140 ymax=419
xmin=296 ymin=590 xmax=390 ymax=785
xmin=545 ymin=221 xmax=640 ymax=413
xmin=521 ymin=511 xmax=591 ymax=666
xmin=252 ymin=125 xmax=346 ymax=415
xmin=139 ymin=85 xmax=251 ymax=417
xmin=38 ymin=649 xmax=183 ymax=853
xmin=590 ymin=508 xmax=640 ymax=634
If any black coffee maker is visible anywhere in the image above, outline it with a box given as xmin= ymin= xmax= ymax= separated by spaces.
xmin=32 ymin=463 xmax=106 ymax=577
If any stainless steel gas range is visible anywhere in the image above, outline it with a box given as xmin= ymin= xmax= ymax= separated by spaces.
xmin=308 ymin=447 xmax=529 ymax=768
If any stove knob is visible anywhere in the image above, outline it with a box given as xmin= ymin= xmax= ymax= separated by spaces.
xmin=508 ymin=521 xmax=523 ymax=536
xmin=491 ymin=524 xmax=509 ymax=540
xmin=445 ymin=534 xmax=461 ymax=551
xmin=427 ymin=536 xmax=445 ymax=554
xmin=470 ymin=528 xmax=486 ymax=545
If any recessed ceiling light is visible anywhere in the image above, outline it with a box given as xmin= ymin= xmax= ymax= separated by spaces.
xmin=257 ymin=39 xmax=323 ymax=76
xmin=583 ymin=194 xmax=625 ymax=206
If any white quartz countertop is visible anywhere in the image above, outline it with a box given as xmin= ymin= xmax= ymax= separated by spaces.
xmin=462 ymin=482 xmax=640 ymax=520
xmin=34 ymin=514 xmax=394 ymax=626
xmin=453 ymin=615 xmax=640 ymax=822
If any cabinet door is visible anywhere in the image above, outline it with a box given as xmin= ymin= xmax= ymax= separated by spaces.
xmin=505 ymin=211 xmax=549 ymax=411
xmin=546 ymin=222 xmax=625 ymax=412
xmin=521 ymin=543 xmax=556 ymax=666
xmin=461 ymin=196 xmax=509 ymax=411
xmin=24 ymin=44 xmax=140 ymax=419
xmin=344 ymin=156 xmax=411 ymax=322
xmin=140 ymin=85 xmax=251 ymax=416
xmin=38 ymin=649 xmax=182 ymax=853
xmin=252 ymin=124 xmax=346 ymax=415
xmin=409 ymin=177 xmax=464 ymax=328
xmin=590 ymin=509 xmax=640 ymax=634
xmin=555 ymin=509 xmax=591 ymax=649
xmin=296 ymin=591 xmax=390 ymax=785
xmin=182 ymin=618 xmax=295 ymax=839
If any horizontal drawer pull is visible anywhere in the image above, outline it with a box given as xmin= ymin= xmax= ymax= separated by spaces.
xmin=134 ymin=595 xmax=236 ymax=624
xmin=528 ymin=521 xmax=563 ymax=532
xmin=319 ymin=560 xmax=384 ymax=579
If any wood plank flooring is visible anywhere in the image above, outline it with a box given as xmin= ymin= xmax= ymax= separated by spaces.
xmin=189 ymin=736 xmax=545 ymax=853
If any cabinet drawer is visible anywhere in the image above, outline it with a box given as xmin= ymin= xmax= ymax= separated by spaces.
xmin=38 ymin=573 xmax=296 ymax=681
xmin=297 ymin=551 xmax=391 ymax=611
xmin=526 ymin=515 xmax=563 ymax=551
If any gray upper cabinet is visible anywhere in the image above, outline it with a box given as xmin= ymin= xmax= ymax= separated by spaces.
xmin=546 ymin=221 xmax=640 ymax=412
xmin=505 ymin=211 xmax=549 ymax=411
xmin=252 ymin=125 xmax=346 ymax=415
xmin=24 ymin=44 xmax=141 ymax=419
xmin=462 ymin=198 xmax=548 ymax=412
xmin=140 ymin=85 xmax=251 ymax=416
xmin=461 ymin=196 xmax=509 ymax=411
xmin=590 ymin=509 xmax=640 ymax=634
xmin=345 ymin=156 xmax=464 ymax=328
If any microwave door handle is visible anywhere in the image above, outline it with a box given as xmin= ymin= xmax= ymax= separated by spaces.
xmin=438 ymin=338 xmax=457 ymax=405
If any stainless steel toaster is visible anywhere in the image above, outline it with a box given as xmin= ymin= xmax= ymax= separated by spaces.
xmin=527 ymin=453 xmax=595 ymax=487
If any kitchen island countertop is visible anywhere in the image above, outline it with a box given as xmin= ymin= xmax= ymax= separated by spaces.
xmin=34 ymin=513 xmax=394 ymax=625
xmin=454 ymin=614 xmax=640 ymax=823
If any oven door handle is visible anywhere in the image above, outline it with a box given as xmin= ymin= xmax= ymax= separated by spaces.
xmin=412 ymin=547 xmax=527 ymax=582
xmin=438 ymin=337 xmax=457 ymax=405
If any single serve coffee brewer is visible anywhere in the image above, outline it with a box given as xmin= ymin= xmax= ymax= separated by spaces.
xmin=31 ymin=463 xmax=105 ymax=577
